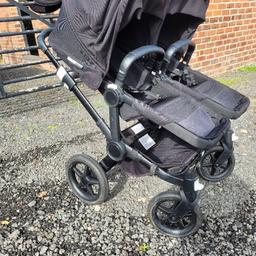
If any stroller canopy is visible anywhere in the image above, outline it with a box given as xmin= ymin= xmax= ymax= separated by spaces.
xmin=49 ymin=0 xmax=209 ymax=89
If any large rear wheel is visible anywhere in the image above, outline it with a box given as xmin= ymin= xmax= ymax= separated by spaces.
xmin=66 ymin=154 xmax=109 ymax=205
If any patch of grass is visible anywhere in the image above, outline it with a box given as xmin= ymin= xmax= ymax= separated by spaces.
xmin=216 ymin=77 xmax=242 ymax=87
xmin=238 ymin=64 xmax=256 ymax=72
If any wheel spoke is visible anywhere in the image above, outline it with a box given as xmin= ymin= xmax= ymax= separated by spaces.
xmin=210 ymin=166 xmax=218 ymax=176
xmin=178 ymin=219 xmax=186 ymax=229
xmin=219 ymin=163 xmax=228 ymax=170
xmin=79 ymin=181 xmax=87 ymax=190
xmin=184 ymin=212 xmax=193 ymax=217
xmin=85 ymin=175 xmax=99 ymax=185
xmin=158 ymin=205 xmax=172 ymax=215
xmin=210 ymin=154 xmax=215 ymax=163
xmin=73 ymin=166 xmax=83 ymax=178
xmin=218 ymin=166 xmax=226 ymax=173
xmin=202 ymin=163 xmax=213 ymax=168
xmin=83 ymin=165 xmax=88 ymax=174
xmin=86 ymin=185 xmax=95 ymax=196
xmin=173 ymin=200 xmax=182 ymax=211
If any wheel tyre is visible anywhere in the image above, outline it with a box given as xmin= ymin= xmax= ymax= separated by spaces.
xmin=66 ymin=154 xmax=109 ymax=205
xmin=148 ymin=191 xmax=202 ymax=238
xmin=198 ymin=146 xmax=235 ymax=182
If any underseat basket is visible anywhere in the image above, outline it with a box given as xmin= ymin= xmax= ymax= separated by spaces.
xmin=185 ymin=69 xmax=250 ymax=119
xmin=120 ymin=91 xmax=230 ymax=149
xmin=121 ymin=122 xmax=199 ymax=176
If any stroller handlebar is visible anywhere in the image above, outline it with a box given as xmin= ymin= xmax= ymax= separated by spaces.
xmin=38 ymin=28 xmax=62 ymax=70
xmin=162 ymin=39 xmax=195 ymax=73
xmin=165 ymin=39 xmax=195 ymax=62
xmin=115 ymin=45 xmax=165 ymax=87
xmin=37 ymin=27 xmax=53 ymax=53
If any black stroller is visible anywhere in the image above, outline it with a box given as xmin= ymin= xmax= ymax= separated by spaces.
xmin=36 ymin=0 xmax=249 ymax=237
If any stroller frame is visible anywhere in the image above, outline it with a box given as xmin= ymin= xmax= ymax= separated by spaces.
xmin=38 ymin=28 xmax=233 ymax=237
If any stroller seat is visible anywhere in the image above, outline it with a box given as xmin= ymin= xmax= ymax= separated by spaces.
xmin=120 ymin=90 xmax=229 ymax=149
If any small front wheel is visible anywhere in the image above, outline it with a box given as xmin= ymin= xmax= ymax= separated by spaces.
xmin=198 ymin=146 xmax=235 ymax=182
xmin=148 ymin=191 xmax=202 ymax=237
xmin=66 ymin=154 xmax=109 ymax=205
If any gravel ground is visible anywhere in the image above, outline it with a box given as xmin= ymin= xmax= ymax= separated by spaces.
xmin=0 ymin=70 xmax=255 ymax=255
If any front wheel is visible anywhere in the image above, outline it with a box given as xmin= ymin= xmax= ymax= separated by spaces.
xmin=148 ymin=191 xmax=202 ymax=237
xmin=198 ymin=146 xmax=235 ymax=182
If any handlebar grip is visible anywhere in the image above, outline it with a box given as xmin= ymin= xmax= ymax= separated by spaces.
xmin=115 ymin=45 xmax=165 ymax=86
xmin=37 ymin=27 xmax=53 ymax=52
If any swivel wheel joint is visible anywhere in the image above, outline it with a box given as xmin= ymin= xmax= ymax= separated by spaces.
xmin=104 ymin=84 xmax=123 ymax=107
xmin=107 ymin=141 xmax=126 ymax=162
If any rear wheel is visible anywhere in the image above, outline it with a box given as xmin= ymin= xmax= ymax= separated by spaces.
xmin=198 ymin=146 xmax=235 ymax=182
xmin=148 ymin=191 xmax=202 ymax=237
xmin=66 ymin=154 xmax=109 ymax=205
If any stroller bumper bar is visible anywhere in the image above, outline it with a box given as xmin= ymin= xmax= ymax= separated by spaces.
xmin=115 ymin=45 xmax=165 ymax=87
xmin=162 ymin=39 xmax=195 ymax=73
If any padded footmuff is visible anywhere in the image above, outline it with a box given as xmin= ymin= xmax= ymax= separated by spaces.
xmin=191 ymin=70 xmax=249 ymax=119
xmin=121 ymin=122 xmax=199 ymax=176
xmin=120 ymin=91 xmax=229 ymax=149
xmin=173 ymin=69 xmax=250 ymax=119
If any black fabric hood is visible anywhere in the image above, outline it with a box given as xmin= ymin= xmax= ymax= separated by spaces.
xmin=49 ymin=0 xmax=209 ymax=89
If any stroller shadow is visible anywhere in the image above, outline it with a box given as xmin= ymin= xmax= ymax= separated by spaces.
xmin=107 ymin=165 xmax=129 ymax=200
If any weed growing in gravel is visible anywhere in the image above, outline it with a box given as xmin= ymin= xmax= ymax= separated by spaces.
xmin=47 ymin=124 xmax=59 ymax=130
xmin=139 ymin=243 xmax=149 ymax=253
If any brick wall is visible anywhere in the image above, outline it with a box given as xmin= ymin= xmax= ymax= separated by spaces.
xmin=0 ymin=3 xmax=27 ymax=64
xmin=0 ymin=0 xmax=255 ymax=75
xmin=191 ymin=0 xmax=256 ymax=75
